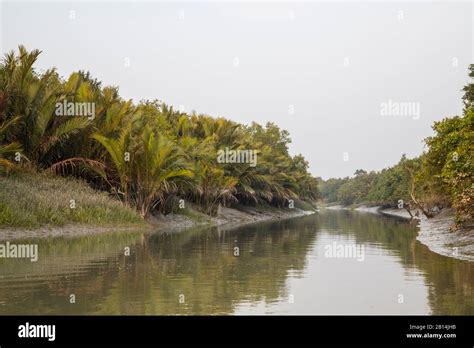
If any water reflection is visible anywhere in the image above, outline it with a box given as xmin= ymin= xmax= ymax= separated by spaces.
xmin=0 ymin=210 xmax=472 ymax=314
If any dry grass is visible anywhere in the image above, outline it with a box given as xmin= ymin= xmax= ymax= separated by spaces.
xmin=0 ymin=170 xmax=143 ymax=228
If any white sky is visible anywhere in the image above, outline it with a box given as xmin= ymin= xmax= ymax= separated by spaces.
xmin=1 ymin=1 xmax=472 ymax=178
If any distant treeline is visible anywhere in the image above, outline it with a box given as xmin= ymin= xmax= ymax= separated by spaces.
xmin=0 ymin=46 xmax=319 ymax=218
xmin=320 ymin=65 xmax=473 ymax=227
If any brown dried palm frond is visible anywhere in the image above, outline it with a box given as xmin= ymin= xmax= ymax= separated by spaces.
xmin=47 ymin=157 xmax=106 ymax=179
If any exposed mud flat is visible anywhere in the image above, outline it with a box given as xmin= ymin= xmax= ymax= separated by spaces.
xmin=325 ymin=204 xmax=473 ymax=262
xmin=354 ymin=205 xmax=382 ymax=214
xmin=0 ymin=224 xmax=149 ymax=241
xmin=147 ymin=205 xmax=316 ymax=233
xmin=380 ymin=208 xmax=474 ymax=262
xmin=0 ymin=206 xmax=315 ymax=241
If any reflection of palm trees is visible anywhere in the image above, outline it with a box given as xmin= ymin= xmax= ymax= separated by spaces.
xmin=91 ymin=217 xmax=321 ymax=314
xmin=0 ymin=231 xmax=145 ymax=314
xmin=0 ymin=211 xmax=472 ymax=315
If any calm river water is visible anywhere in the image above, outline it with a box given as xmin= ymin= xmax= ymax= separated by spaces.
xmin=0 ymin=210 xmax=472 ymax=315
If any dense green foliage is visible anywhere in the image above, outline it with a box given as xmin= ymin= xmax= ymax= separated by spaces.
xmin=320 ymin=65 xmax=473 ymax=227
xmin=319 ymin=157 xmax=416 ymax=207
xmin=0 ymin=46 xmax=319 ymax=219
xmin=417 ymin=107 xmax=473 ymax=225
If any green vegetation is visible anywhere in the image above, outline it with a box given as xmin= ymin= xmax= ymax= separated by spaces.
xmin=320 ymin=65 xmax=473 ymax=228
xmin=320 ymin=156 xmax=417 ymax=208
xmin=0 ymin=170 xmax=143 ymax=228
xmin=0 ymin=46 xmax=318 ymax=227
xmin=417 ymin=107 xmax=473 ymax=225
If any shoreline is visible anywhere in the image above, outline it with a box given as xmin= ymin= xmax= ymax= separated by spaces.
xmin=4 ymin=199 xmax=472 ymax=262
xmin=0 ymin=205 xmax=316 ymax=241
xmin=145 ymin=205 xmax=316 ymax=233
xmin=327 ymin=204 xmax=474 ymax=262
xmin=379 ymin=207 xmax=474 ymax=262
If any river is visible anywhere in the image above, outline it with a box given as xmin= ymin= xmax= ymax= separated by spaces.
xmin=0 ymin=210 xmax=472 ymax=315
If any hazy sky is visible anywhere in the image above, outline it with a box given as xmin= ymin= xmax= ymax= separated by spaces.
xmin=1 ymin=1 xmax=472 ymax=178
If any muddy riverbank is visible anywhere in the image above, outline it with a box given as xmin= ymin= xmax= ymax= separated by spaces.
xmin=325 ymin=204 xmax=474 ymax=262
xmin=0 ymin=205 xmax=315 ymax=241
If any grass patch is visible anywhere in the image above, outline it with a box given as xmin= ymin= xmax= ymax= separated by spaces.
xmin=0 ymin=170 xmax=144 ymax=229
